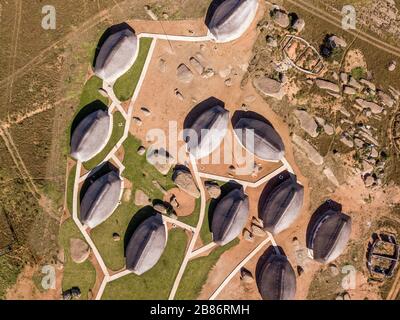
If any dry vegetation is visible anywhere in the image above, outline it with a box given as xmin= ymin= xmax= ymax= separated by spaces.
xmin=0 ymin=0 xmax=211 ymax=298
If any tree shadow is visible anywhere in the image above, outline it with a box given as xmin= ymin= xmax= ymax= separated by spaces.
xmin=123 ymin=206 xmax=157 ymax=256
xmin=305 ymin=199 xmax=342 ymax=249
xmin=204 ymin=0 xmax=226 ymax=27
xmin=79 ymin=162 xmax=119 ymax=203
xmin=257 ymin=170 xmax=294 ymax=220
xmin=92 ymin=22 xmax=134 ymax=68
xmin=70 ymin=100 xmax=108 ymax=143
xmin=207 ymin=181 xmax=244 ymax=232
xmin=231 ymin=110 xmax=273 ymax=128
xmin=183 ymin=97 xmax=225 ymax=131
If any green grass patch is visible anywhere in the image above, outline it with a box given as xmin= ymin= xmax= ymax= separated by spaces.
xmin=0 ymin=255 xmax=23 ymax=299
xmin=179 ymin=198 xmax=201 ymax=227
xmin=114 ymin=38 xmax=153 ymax=101
xmin=83 ymin=111 xmax=126 ymax=170
xmin=58 ymin=218 xmax=96 ymax=300
xmin=101 ymin=229 xmax=187 ymax=299
xmin=91 ymin=134 xmax=175 ymax=271
xmin=175 ymin=239 xmax=239 ymax=300
xmin=350 ymin=66 xmax=366 ymax=80
xmin=122 ymin=134 xmax=175 ymax=199
xmin=199 ymin=201 xmax=213 ymax=245
xmin=66 ymin=165 xmax=76 ymax=215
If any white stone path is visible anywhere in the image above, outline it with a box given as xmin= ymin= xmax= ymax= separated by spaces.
xmin=70 ymin=29 xmax=294 ymax=301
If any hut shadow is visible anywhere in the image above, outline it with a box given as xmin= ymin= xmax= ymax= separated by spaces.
xmin=231 ymin=110 xmax=273 ymax=128
xmin=79 ymin=162 xmax=119 ymax=203
xmin=255 ymin=245 xmax=286 ymax=284
xmin=183 ymin=97 xmax=225 ymax=131
xmin=93 ymin=22 xmax=134 ymax=68
xmin=70 ymin=100 xmax=108 ymax=143
xmin=305 ymin=199 xmax=342 ymax=249
xmin=123 ymin=206 xmax=156 ymax=256
xmin=207 ymin=181 xmax=244 ymax=233
xmin=257 ymin=170 xmax=294 ymax=219
xmin=204 ymin=0 xmax=226 ymax=27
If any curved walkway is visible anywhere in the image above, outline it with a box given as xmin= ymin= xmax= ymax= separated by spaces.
xmin=69 ymin=23 xmax=295 ymax=301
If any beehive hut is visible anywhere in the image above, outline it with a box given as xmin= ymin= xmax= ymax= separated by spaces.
xmin=211 ymin=188 xmax=249 ymax=245
xmin=257 ymin=253 xmax=296 ymax=300
xmin=234 ymin=117 xmax=285 ymax=161
xmin=94 ymin=25 xmax=138 ymax=83
xmin=70 ymin=110 xmax=111 ymax=162
xmin=308 ymin=209 xmax=351 ymax=264
xmin=259 ymin=176 xmax=304 ymax=234
xmin=126 ymin=214 xmax=167 ymax=275
xmin=184 ymin=105 xmax=229 ymax=160
xmin=207 ymin=0 xmax=259 ymax=42
xmin=80 ymin=170 xmax=122 ymax=229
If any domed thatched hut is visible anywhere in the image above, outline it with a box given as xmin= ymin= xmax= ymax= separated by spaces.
xmin=70 ymin=109 xmax=112 ymax=162
xmin=125 ymin=214 xmax=167 ymax=275
xmin=207 ymin=0 xmax=259 ymax=42
xmin=257 ymin=253 xmax=296 ymax=300
xmin=211 ymin=188 xmax=249 ymax=245
xmin=233 ymin=117 xmax=285 ymax=162
xmin=80 ymin=170 xmax=123 ymax=228
xmin=258 ymin=176 xmax=304 ymax=234
xmin=94 ymin=25 xmax=138 ymax=83
xmin=184 ymin=105 xmax=229 ymax=160
xmin=308 ymin=208 xmax=351 ymax=264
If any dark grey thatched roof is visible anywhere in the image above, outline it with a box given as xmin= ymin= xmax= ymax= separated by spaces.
xmin=94 ymin=27 xmax=138 ymax=83
xmin=208 ymin=0 xmax=259 ymax=42
xmin=184 ymin=105 xmax=229 ymax=160
xmin=257 ymin=254 xmax=296 ymax=300
xmin=80 ymin=170 xmax=122 ymax=229
xmin=126 ymin=214 xmax=167 ymax=275
xmin=234 ymin=117 xmax=285 ymax=161
xmin=212 ymin=188 xmax=249 ymax=246
xmin=70 ymin=110 xmax=111 ymax=162
xmin=310 ymin=210 xmax=351 ymax=264
xmin=259 ymin=177 xmax=304 ymax=235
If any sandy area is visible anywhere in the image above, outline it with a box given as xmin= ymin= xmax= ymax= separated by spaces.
xmin=6 ymin=265 xmax=63 ymax=300
xmin=163 ymin=187 xmax=196 ymax=217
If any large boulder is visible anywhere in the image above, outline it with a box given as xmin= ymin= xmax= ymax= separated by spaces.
xmin=378 ymin=91 xmax=395 ymax=107
xmin=315 ymin=79 xmax=340 ymax=93
xmin=253 ymin=76 xmax=285 ymax=100
xmin=328 ymin=35 xmax=347 ymax=48
xmin=271 ymin=9 xmax=290 ymax=28
xmin=294 ymin=110 xmax=318 ymax=138
xmin=147 ymin=148 xmax=174 ymax=175
xmin=173 ymin=169 xmax=200 ymax=198
xmin=292 ymin=18 xmax=305 ymax=33
xmin=292 ymin=134 xmax=323 ymax=166
xmin=70 ymin=238 xmax=90 ymax=264
xmin=135 ymin=189 xmax=151 ymax=206
xmin=205 ymin=181 xmax=221 ymax=199
xmin=355 ymin=99 xmax=383 ymax=114
xmin=177 ymin=63 xmax=194 ymax=83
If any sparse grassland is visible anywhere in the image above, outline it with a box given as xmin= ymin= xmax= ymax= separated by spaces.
xmin=0 ymin=0 xmax=213 ymax=298
xmin=101 ymin=228 xmax=187 ymax=300
xmin=113 ymin=38 xmax=153 ymax=102
xmin=175 ymin=239 xmax=239 ymax=300
xmin=350 ymin=66 xmax=366 ymax=80
xmin=199 ymin=201 xmax=213 ymax=245
xmin=58 ymin=218 xmax=96 ymax=300
xmin=66 ymin=164 xmax=76 ymax=215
